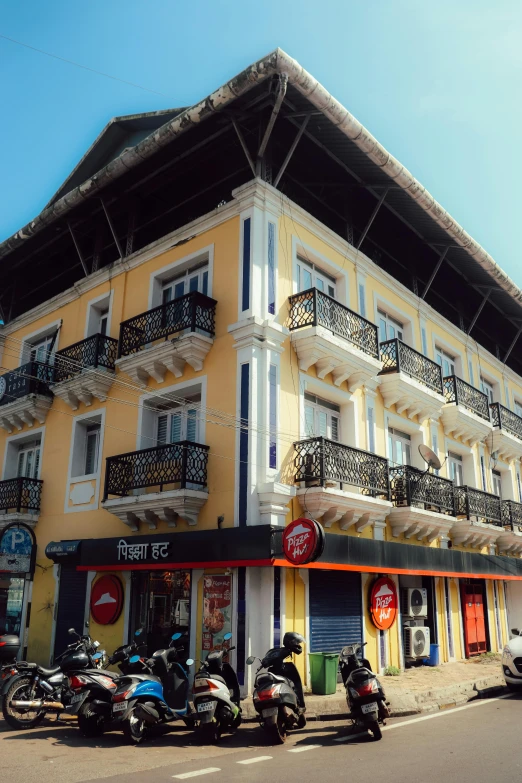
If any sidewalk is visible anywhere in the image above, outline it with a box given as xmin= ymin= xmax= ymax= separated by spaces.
xmin=242 ymin=656 xmax=506 ymax=720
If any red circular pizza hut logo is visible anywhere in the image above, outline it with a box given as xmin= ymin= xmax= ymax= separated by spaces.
xmin=283 ymin=518 xmax=322 ymax=566
xmin=370 ymin=577 xmax=398 ymax=631
xmin=90 ymin=575 xmax=124 ymax=625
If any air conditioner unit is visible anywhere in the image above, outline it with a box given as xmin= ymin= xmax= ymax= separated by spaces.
xmin=402 ymin=587 xmax=428 ymax=618
xmin=403 ymin=626 xmax=430 ymax=658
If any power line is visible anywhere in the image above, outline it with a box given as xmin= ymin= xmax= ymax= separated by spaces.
xmin=0 ymin=33 xmax=168 ymax=97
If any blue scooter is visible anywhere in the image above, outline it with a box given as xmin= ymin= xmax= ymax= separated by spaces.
xmin=111 ymin=633 xmax=195 ymax=744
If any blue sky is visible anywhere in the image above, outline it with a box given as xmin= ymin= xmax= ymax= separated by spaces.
xmin=2 ymin=0 xmax=522 ymax=284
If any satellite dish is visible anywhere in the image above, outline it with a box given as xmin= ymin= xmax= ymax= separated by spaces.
xmin=418 ymin=444 xmax=442 ymax=471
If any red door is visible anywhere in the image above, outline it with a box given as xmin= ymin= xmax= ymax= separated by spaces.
xmin=461 ymin=582 xmax=487 ymax=657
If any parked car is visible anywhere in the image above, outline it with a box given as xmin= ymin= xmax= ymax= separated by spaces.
xmin=502 ymin=627 xmax=522 ymax=690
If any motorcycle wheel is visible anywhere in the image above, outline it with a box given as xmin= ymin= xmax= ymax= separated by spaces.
xmin=123 ymin=710 xmax=148 ymax=745
xmin=198 ymin=721 xmax=221 ymax=744
xmin=78 ymin=702 xmax=105 ymax=738
xmin=2 ymin=677 xmax=47 ymax=730
xmin=297 ymin=713 xmax=307 ymax=729
xmin=265 ymin=713 xmax=287 ymax=745
xmin=369 ymin=721 xmax=382 ymax=741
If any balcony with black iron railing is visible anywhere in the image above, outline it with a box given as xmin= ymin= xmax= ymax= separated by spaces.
xmin=497 ymin=500 xmax=522 ymax=555
xmin=489 ymin=403 xmax=522 ymax=462
xmin=51 ymin=334 xmax=119 ymax=409
xmin=287 ymin=289 xmax=382 ymax=391
xmin=0 ymin=361 xmax=54 ymax=432
xmin=116 ymin=291 xmax=217 ymax=385
xmin=293 ymin=437 xmax=391 ymax=533
xmin=502 ymin=499 xmax=522 ymax=532
xmin=440 ymin=375 xmax=492 ymax=445
xmin=102 ymin=441 xmax=210 ymax=530
xmin=387 ymin=464 xmax=458 ymax=541
xmin=454 ymin=485 xmax=502 ymax=526
xmin=378 ymin=339 xmax=445 ymax=421
xmin=0 ymin=477 xmax=43 ymax=523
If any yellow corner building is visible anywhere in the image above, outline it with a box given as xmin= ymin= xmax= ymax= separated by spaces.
xmin=2 ymin=49 xmax=522 ymax=693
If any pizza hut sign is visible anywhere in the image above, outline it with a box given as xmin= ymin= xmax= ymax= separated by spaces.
xmin=282 ymin=518 xmax=324 ymax=566
xmin=370 ymin=577 xmax=398 ymax=631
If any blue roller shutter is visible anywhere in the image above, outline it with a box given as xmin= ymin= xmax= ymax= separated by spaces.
xmin=309 ymin=570 xmax=362 ymax=653
xmin=53 ymin=564 xmax=88 ymax=661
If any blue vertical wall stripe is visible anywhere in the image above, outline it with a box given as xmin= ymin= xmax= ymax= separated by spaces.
xmin=269 ymin=364 xmax=277 ymax=469
xmin=242 ymin=218 xmax=251 ymax=311
xmin=239 ymin=363 xmax=250 ymax=527
xmin=268 ymin=221 xmax=275 ymax=315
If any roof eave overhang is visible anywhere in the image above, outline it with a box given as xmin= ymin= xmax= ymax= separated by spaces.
xmin=2 ymin=47 xmax=522 ymax=311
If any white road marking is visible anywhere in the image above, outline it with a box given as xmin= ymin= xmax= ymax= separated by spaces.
xmin=382 ymin=693 xmax=513 ymax=732
xmin=237 ymin=756 xmax=273 ymax=765
xmin=287 ymin=744 xmax=321 ymax=753
xmin=334 ymin=732 xmax=367 ymax=743
xmin=173 ymin=769 xmax=221 ymax=779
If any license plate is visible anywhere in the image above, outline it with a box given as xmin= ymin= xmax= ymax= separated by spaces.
xmin=262 ymin=707 xmax=278 ymax=718
xmin=361 ymin=702 xmax=378 ymax=715
xmin=113 ymin=701 xmax=128 ymax=713
xmin=70 ymin=693 xmax=84 ymax=704
xmin=197 ymin=701 xmax=214 ymax=713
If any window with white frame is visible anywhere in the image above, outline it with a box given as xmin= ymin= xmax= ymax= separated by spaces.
xmin=435 ymin=346 xmax=456 ymax=378
xmin=514 ymin=399 xmax=522 ymax=419
xmin=387 ymin=427 xmax=411 ymax=466
xmin=448 ymin=452 xmax=463 ymax=486
xmin=86 ymin=295 xmax=111 ymax=338
xmin=304 ymin=392 xmax=340 ymax=441
xmin=16 ymin=439 xmax=41 ymax=479
xmin=378 ymin=310 xmax=404 ymax=343
xmin=492 ymin=469 xmax=502 ymax=498
xmin=71 ymin=415 xmax=103 ymax=478
xmin=162 ymin=263 xmax=209 ymax=304
xmin=28 ymin=334 xmax=55 ymax=364
xmin=480 ymin=377 xmax=495 ymax=404
xmin=156 ymin=402 xmax=199 ymax=446
xmin=296 ymin=257 xmax=336 ymax=298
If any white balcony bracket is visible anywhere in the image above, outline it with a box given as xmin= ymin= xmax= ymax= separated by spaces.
xmin=295 ymin=487 xmax=391 ymax=535
xmin=379 ymin=372 xmax=444 ymax=422
xmin=51 ymin=368 xmax=114 ymax=410
xmin=116 ymin=333 xmax=213 ymax=386
xmin=0 ymin=395 xmax=52 ymax=433
xmin=103 ymin=488 xmax=208 ymax=530
xmin=388 ymin=506 xmax=455 ymax=542
xmin=441 ymin=403 xmax=493 ymax=447
xmin=257 ymin=482 xmax=296 ymax=527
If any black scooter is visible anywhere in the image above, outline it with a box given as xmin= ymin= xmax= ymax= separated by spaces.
xmin=247 ymin=631 xmax=306 ymax=744
xmin=193 ymin=632 xmax=241 ymax=743
xmin=340 ymin=642 xmax=389 ymax=741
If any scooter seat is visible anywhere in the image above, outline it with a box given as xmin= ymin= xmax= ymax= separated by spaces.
xmin=37 ymin=665 xmax=62 ymax=677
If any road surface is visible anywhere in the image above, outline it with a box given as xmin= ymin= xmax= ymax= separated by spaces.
xmin=1 ymin=692 xmax=520 ymax=783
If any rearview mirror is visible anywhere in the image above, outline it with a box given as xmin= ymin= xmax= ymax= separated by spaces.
xmin=68 ymin=628 xmax=77 ymax=636
xmin=246 ymin=656 xmax=255 ymax=665
xmin=129 ymin=655 xmax=140 ymax=664
xmin=135 ymin=628 xmax=143 ymax=637
xmin=223 ymin=632 xmax=232 ymax=641
xmin=511 ymin=628 xmax=520 ymax=636
xmin=171 ymin=632 xmax=182 ymax=641
xmin=186 ymin=658 xmax=194 ymax=666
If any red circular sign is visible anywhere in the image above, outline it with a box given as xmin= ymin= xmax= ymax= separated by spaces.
xmin=283 ymin=518 xmax=323 ymax=566
xmin=370 ymin=577 xmax=398 ymax=631
xmin=90 ymin=575 xmax=124 ymax=625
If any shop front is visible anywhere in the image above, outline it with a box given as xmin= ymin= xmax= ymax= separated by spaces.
xmin=0 ymin=523 xmax=36 ymax=658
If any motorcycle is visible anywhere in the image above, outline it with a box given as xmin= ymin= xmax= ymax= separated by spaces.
xmin=0 ymin=634 xmax=21 ymax=690
xmin=74 ymin=630 xmax=150 ymax=738
xmin=2 ymin=628 xmax=107 ymax=730
xmin=340 ymin=642 xmax=389 ymax=741
xmin=247 ymin=631 xmax=306 ymax=744
xmin=192 ymin=632 xmax=241 ymax=743
xmin=111 ymin=632 xmax=195 ymax=745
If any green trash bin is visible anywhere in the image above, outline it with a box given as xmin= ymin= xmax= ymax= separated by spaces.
xmin=309 ymin=652 xmax=339 ymax=695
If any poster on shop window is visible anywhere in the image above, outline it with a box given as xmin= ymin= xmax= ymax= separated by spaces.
xmin=201 ymin=574 xmax=232 ymax=660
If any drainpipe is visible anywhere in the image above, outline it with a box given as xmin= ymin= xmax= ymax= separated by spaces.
xmin=257 ymin=73 xmax=288 ymax=160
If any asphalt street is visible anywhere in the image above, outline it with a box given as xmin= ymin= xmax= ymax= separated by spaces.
xmin=1 ymin=693 xmax=521 ymax=783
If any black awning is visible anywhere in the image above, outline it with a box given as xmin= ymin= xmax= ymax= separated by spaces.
xmin=47 ymin=526 xmax=276 ymax=570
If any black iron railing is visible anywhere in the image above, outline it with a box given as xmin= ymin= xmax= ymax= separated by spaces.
xmin=443 ymin=375 xmax=490 ymax=421
xmin=0 ymin=361 xmax=54 ymax=408
xmin=502 ymin=499 xmax=522 ymax=531
xmin=0 ymin=477 xmax=43 ymax=514
xmin=490 ymin=402 xmax=522 ymax=441
xmin=389 ymin=465 xmax=455 ymax=515
xmin=293 ymin=437 xmax=390 ymax=498
xmin=380 ymin=339 xmax=443 ymax=394
xmin=103 ymin=441 xmax=209 ymax=498
xmin=288 ymin=288 xmax=379 ymax=358
xmin=454 ymin=485 xmax=503 ymax=526
xmin=53 ymin=334 xmax=118 ymax=383
xmin=118 ymin=291 xmax=217 ymax=358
